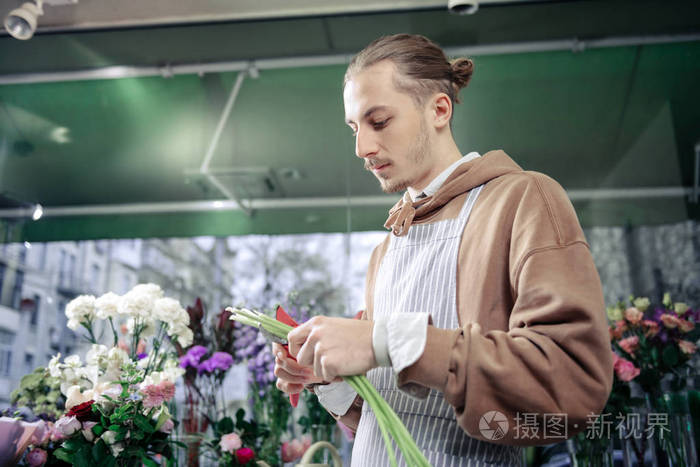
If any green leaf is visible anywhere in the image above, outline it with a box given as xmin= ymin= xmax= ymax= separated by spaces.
xmin=62 ymin=439 xmax=82 ymax=452
xmin=74 ymin=446 xmax=92 ymax=467
xmin=93 ymin=424 xmax=105 ymax=436
xmin=217 ymin=416 xmax=234 ymax=434
xmin=134 ymin=414 xmax=155 ymax=434
xmin=54 ymin=448 xmax=73 ymax=463
xmin=663 ymin=345 xmax=680 ymax=367
xmin=141 ymin=456 xmax=158 ymax=467
xmin=91 ymin=440 xmax=108 ymax=462
xmin=107 ymin=424 xmax=125 ymax=432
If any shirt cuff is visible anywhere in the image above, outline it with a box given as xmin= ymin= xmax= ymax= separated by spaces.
xmin=386 ymin=312 xmax=431 ymax=399
xmin=314 ymin=381 xmax=358 ymax=416
xmin=372 ymin=317 xmax=392 ymax=367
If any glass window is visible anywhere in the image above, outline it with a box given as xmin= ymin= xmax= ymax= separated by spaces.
xmin=24 ymin=353 xmax=34 ymax=374
xmin=0 ymin=330 xmax=15 ymax=377
xmin=11 ymin=270 xmax=24 ymax=309
xmin=29 ymin=294 xmax=40 ymax=327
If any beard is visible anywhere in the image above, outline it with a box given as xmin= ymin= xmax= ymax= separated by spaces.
xmin=376 ymin=119 xmax=430 ymax=193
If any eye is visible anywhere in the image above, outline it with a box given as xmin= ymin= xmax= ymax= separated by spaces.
xmin=372 ymin=118 xmax=390 ymax=130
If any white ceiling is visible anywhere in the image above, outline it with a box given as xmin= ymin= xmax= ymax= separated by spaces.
xmin=0 ymin=0 xmax=547 ymax=33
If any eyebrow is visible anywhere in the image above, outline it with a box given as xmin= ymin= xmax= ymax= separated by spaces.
xmin=345 ymin=105 xmax=391 ymax=125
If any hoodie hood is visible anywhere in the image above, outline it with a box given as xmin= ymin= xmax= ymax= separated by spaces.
xmin=384 ymin=150 xmax=522 ymax=236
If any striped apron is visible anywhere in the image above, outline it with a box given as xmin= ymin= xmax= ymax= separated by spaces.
xmin=352 ymin=185 xmax=522 ymax=467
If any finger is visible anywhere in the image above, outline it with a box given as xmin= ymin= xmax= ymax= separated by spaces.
xmin=272 ymin=342 xmax=285 ymax=356
xmin=275 ymin=352 xmax=314 ymax=376
xmin=276 ymin=379 xmax=304 ymax=395
xmin=295 ymin=340 xmax=315 ymax=368
xmin=288 ymin=322 xmax=313 ymax=357
xmin=275 ymin=355 xmax=314 ymax=378
xmin=274 ymin=365 xmax=312 ymax=385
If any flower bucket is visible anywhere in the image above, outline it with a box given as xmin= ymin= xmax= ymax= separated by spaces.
xmin=297 ymin=441 xmax=342 ymax=467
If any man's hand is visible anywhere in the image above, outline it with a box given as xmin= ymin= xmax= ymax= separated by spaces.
xmin=273 ymin=342 xmax=325 ymax=395
xmin=288 ymin=316 xmax=376 ymax=381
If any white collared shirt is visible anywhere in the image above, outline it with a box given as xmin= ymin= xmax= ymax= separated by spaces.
xmin=407 ymin=151 xmax=481 ymax=201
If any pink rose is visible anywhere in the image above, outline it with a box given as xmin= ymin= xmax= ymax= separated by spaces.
xmin=642 ymin=320 xmax=659 ymax=337
xmin=301 ymin=434 xmax=312 ymax=451
xmin=81 ymin=421 xmax=97 ymax=442
xmin=281 ymin=439 xmax=304 ymax=462
xmin=48 ymin=421 xmax=65 ymax=442
xmin=624 ymin=307 xmax=644 ymax=325
xmin=220 ymin=433 xmax=242 ymax=453
xmin=660 ymin=314 xmax=680 ymax=329
xmin=613 ymin=354 xmax=640 ymax=382
xmin=26 ymin=448 xmax=47 ymax=467
xmin=678 ymin=319 xmax=695 ymax=333
xmin=612 ymin=320 xmax=627 ymax=339
xmin=618 ymin=336 xmax=640 ymax=356
xmin=678 ymin=340 xmax=697 ymax=355
xmin=55 ymin=416 xmax=81 ymax=436
xmin=159 ymin=419 xmax=174 ymax=433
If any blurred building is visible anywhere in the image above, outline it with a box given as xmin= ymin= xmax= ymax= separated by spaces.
xmin=0 ymin=237 xmax=236 ymax=406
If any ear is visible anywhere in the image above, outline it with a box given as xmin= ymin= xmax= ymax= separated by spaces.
xmin=428 ymin=93 xmax=452 ymax=130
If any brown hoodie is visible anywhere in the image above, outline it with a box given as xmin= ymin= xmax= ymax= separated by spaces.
xmin=341 ymin=149 xmax=613 ymax=446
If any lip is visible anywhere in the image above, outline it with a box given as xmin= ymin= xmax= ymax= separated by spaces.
xmin=372 ymin=163 xmax=390 ymax=173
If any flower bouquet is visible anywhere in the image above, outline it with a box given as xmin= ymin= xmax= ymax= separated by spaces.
xmin=46 ymin=283 xmax=190 ymax=466
xmin=606 ymin=293 xmax=699 ymax=466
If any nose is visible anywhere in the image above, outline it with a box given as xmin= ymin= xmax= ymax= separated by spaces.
xmin=355 ymin=127 xmax=378 ymax=159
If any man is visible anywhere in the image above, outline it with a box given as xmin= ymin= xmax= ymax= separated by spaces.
xmin=274 ymin=34 xmax=613 ymax=466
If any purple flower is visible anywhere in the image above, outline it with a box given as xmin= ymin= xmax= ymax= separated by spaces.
xmin=179 ymin=345 xmax=208 ymax=369
xmin=137 ymin=352 xmax=148 ymax=360
xmin=197 ymin=352 xmax=234 ymax=374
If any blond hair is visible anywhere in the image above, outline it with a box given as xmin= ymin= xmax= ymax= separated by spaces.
xmin=344 ymin=34 xmax=474 ymax=110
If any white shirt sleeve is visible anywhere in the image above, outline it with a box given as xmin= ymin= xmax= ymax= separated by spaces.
xmin=314 ymin=381 xmax=358 ymax=416
xmin=372 ymin=312 xmax=431 ymax=399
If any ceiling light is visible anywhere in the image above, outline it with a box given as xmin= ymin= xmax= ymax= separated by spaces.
xmin=448 ymin=0 xmax=478 ymax=15
xmin=32 ymin=203 xmax=43 ymax=220
xmin=4 ymin=0 xmax=44 ymax=40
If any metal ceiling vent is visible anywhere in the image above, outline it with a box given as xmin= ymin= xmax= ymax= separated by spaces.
xmin=188 ymin=66 xmax=288 ymax=216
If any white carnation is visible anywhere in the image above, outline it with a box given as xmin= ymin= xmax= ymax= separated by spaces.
xmin=95 ymin=292 xmax=122 ymax=320
xmin=48 ymin=354 xmax=62 ymax=378
xmin=64 ymin=355 xmax=82 ymax=367
xmin=130 ymin=283 xmax=164 ymax=299
xmin=154 ymin=297 xmax=189 ymax=327
xmin=177 ymin=327 xmax=193 ymax=347
xmin=162 ymin=357 xmax=185 ymax=382
xmin=65 ymin=295 xmax=96 ymax=324
xmin=86 ymin=344 xmax=109 ymax=367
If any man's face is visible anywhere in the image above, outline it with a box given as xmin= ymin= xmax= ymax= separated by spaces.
xmin=343 ymin=61 xmax=433 ymax=193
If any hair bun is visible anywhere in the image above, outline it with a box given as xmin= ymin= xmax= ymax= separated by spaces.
xmin=450 ymin=57 xmax=474 ymax=90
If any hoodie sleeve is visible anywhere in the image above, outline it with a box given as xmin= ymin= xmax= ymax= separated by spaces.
xmin=397 ymin=173 xmax=613 ymax=445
